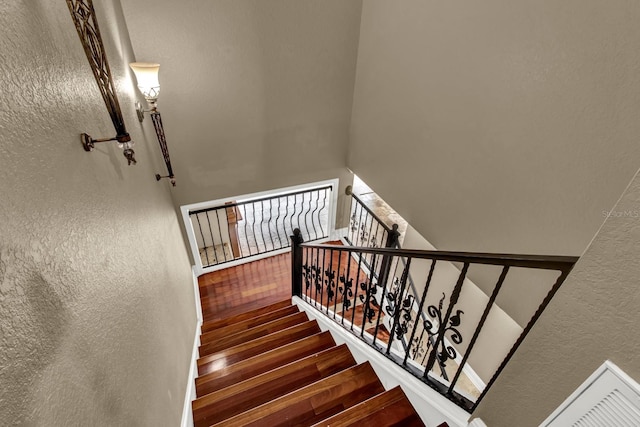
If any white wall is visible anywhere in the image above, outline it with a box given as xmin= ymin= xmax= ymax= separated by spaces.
xmin=349 ymin=0 xmax=640 ymax=325
xmin=120 ymin=0 xmax=362 ymax=228
xmin=0 ymin=2 xmax=196 ymax=424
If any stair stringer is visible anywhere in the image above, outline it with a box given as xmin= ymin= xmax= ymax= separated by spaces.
xmin=292 ymin=296 xmax=471 ymax=427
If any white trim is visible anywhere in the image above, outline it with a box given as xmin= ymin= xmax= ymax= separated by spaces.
xmin=540 ymin=360 xmax=640 ymax=427
xmin=181 ymin=268 xmax=203 ymax=427
xmin=200 ymin=248 xmax=292 ymax=274
xmin=180 ymin=318 xmax=202 ymax=427
xmin=332 ymin=226 xmax=348 ymax=241
xmin=292 ymin=296 xmax=470 ymax=427
xmin=191 ymin=267 xmax=202 ymax=324
xmin=180 ymin=179 xmax=340 ymax=276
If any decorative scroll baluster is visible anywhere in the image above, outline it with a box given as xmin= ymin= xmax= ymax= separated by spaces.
xmin=403 ymin=259 xmax=436 ymax=365
xmin=359 ymin=254 xmax=379 ymax=337
xmin=424 ymin=263 xmax=469 ymax=377
xmin=448 ymin=266 xmax=509 ymax=395
xmin=385 ymin=258 xmax=411 ymax=355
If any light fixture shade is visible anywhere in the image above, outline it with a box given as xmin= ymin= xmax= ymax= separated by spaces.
xmin=129 ymin=62 xmax=160 ymax=102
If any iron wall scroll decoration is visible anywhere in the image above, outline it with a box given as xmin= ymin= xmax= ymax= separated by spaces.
xmin=150 ymin=110 xmax=176 ymax=186
xmin=66 ymin=0 xmax=136 ymax=165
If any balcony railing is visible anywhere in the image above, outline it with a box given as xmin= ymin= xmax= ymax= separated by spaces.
xmin=291 ymin=230 xmax=577 ymax=412
xmin=187 ymin=184 xmax=333 ymax=269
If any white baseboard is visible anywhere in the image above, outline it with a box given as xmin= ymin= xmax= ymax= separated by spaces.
xmin=180 ymin=320 xmax=202 ymax=427
xmin=181 ymin=268 xmax=203 ymax=427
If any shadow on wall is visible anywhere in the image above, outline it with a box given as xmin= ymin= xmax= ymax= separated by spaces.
xmin=0 ymin=246 xmax=72 ymax=424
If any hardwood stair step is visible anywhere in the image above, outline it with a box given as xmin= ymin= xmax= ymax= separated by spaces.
xmin=196 ymin=331 xmax=336 ymax=397
xmin=200 ymin=305 xmax=299 ymax=343
xmin=201 ymin=298 xmax=291 ymax=327
xmin=211 ymin=362 xmax=385 ymax=427
xmin=311 ymin=386 xmax=425 ymax=427
xmin=199 ymin=311 xmax=309 ymax=356
xmin=197 ymin=320 xmax=321 ymax=376
xmin=201 ymin=299 xmax=292 ymax=333
xmin=192 ymin=344 xmax=356 ymax=427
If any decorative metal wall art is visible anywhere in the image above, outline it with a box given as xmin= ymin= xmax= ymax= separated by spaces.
xmin=66 ymin=0 xmax=135 ymax=165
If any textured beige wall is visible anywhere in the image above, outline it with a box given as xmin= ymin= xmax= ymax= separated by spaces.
xmin=350 ymin=0 xmax=640 ymax=324
xmin=474 ymin=168 xmax=640 ymax=425
xmin=0 ymin=1 xmax=196 ymax=425
xmin=121 ymin=0 xmax=362 ymax=222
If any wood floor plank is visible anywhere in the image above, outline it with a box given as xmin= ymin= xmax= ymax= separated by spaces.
xmin=199 ymin=311 xmax=309 ymax=356
xmin=212 ymin=362 xmax=385 ymax=427
xmin=192 ymin=345 xmax=356 ymax=427
xmin=198 ymin=253 xmax=290 ymax=322
xmin=197 ymin=320 xmax=321 ymax=376
xmin=195 ymin=331 xmax=335 ymax=397
xmin=311 ymin=386 xmax=425 ymax=427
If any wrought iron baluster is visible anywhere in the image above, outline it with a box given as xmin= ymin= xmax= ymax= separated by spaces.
xmin=333 ymin=247 xmax=341 ymax=319
xmin=296 ymin=194 xmax=305 ymax=239
xmin=310 ymin=190 xmax=320 ymax=240
xmin=318 ymin=188 xmax=328 ymax=238
xmin=448 ymin=266 xmax=510 ymax=395
xmin=266 ymin=199 xmax=275 ymax=251
xmin=424 ymin=263 xmax=469 ymax=377
xmin=204 ymin=211 xmax=217 ymax=264
xmin=274 ymin=197 xmax=283 ymax=249
xmin=404 ymin=259 xmax=437 ymax=366
xmin=350 ymin=254 xmax=365 ymax=331
xmin=371 ymin=253 xmax=394 ymax=347
xmin=194 ymin=214 xmax=210 ymax=267
xmin=214 ymin=209 xmax=227 ymax=262
xmin=359 ymin=254 xmax=379 ymax=338
xmin=240 ymin=203 xmax=250 ymax=257
xmin=385 ymin=258 xmax=412 ymax=355
xmin=339 ymin=250 xmax=353 ymax=325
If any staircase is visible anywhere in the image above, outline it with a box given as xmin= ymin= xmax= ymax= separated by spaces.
xmin=191 ymin=299 xmax=426 ymax=427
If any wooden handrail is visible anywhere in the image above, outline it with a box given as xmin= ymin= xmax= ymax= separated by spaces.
xmin=301 ymin=243 xmax=578 ymax=272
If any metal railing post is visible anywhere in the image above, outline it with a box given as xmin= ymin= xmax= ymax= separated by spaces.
xmin=378 ymin=223 xmax=400 ymax=287
xmin=291 ymin=228 xmax=304 ymax=297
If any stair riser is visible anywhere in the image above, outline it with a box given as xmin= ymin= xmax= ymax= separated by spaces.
xmin=198 ymin=311 xmax=309 ymax=356
xmin=195 ymin=331 xmax=335 ymax=397
xmin=200 ymin=305 xmax=299 ymax=343
xmin=197 ymin=321 xmax=321 ymax=376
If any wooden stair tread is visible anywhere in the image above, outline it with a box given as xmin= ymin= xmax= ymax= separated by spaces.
xmin=192 ymin=344 xmax=356 ymax=427
xmin=200 ymin=305 xmax=298 ymax=343
xmin=199 ymin=311 xmax=309 ymax=356
xmin=311 ymin=386 xmax=425 ymax=427
xmin=197 ymin=320 xmax=321 ymax=376
xmin=196 ymin=331 xmax=336 ymax=397
xmin=212 ymin=362 xmax=385 ymax=427
xmin=201 ymin=299 xmax=291 ymax=331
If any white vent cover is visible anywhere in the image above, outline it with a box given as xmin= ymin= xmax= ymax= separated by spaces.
xmin=541 ymin=361 xmax=640 ymax=427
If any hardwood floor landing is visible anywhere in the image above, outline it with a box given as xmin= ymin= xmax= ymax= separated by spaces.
xmin=199 ymin=253 xmax=291 ymax=321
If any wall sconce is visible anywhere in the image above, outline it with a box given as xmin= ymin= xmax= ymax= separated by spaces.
xmin=130 ymin=62 xmax=176 ymax=186
xmin=67 ymin=0 xmax=136 ymax=165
